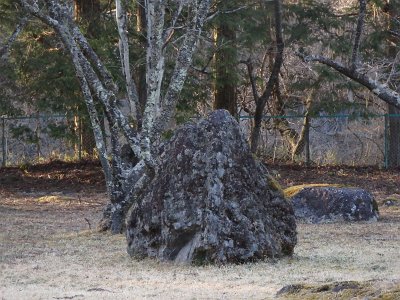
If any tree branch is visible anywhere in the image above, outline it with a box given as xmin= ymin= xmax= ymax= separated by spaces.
xmin=116 ymin=0 xmax=142 ymax=125
xmin=0 ymin=17 xmax=28 ymax=60
xmin=19 ymin=0 xmax=114 ymax=191
xmin=297 ymin=51 xmax=400 ymax=109
xmin=140 ymin=0 xmax=166 ymax=168
xmin=152 ymin=0 xmax=212 ymax=137
xmin=241 ymin=58 xmax=259 ymax=103
xmin=205 ymin=5 xmax=250 ymax=23
xmin=389 ymin=30 xmax=400 ymax=39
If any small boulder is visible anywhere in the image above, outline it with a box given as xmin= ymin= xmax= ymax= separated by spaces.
xmin=126 ymin=110 xmax=297 ymax=264
xmin=289 ymin=186 xmax=379 ymax=223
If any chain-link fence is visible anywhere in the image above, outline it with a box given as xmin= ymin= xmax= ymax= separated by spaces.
xmin=240 ymin=114 xmax=400 ymax=168
xmin=1 ymin=113 xmax=400 ymax=168
xmin=0 ymin=115 xmax=96 ymax=166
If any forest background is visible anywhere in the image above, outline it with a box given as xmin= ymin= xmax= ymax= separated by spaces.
xmin=0 ymin=0 xmax=399 ymax=168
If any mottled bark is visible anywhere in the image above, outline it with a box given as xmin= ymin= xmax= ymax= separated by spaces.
xmin=152 ymin=0 xmax=212 ymax=135
xmin=140 ymin=0 xmax=166 ymax=167
xmin=116 ymin=0 xmax=141 ymax=125
xmin=19 ymin=0 xmax=213 ymax=233
xmin=136 ymin=0 xmax=147 ymax=113
xmin=20 ymin=0 xmax=113 ymax=190
xmin=296 ymin=52 xmax=400 ymax=110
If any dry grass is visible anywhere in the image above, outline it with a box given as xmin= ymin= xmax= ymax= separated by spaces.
xmin=1 ymin=162 xmax=400 ymax=299
xmin=1 ymin=190 xmax=400 ymax=300
xmin=283 ymin=183 xmax=343 ymax=198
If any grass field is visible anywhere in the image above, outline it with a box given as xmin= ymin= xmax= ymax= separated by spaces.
xmin=1 ymin=161 xmax=399 ymax=299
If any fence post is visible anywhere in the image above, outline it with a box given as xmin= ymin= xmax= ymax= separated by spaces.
xmin=78 ymin=116 xmax=82 ymax=160
xmin=305 ymin=117 xmax=311 ymax=166
xmin=384 ymin=114 xmax=389 ymax=169
xmin=2 ymin=116 xmax=6 ymax=167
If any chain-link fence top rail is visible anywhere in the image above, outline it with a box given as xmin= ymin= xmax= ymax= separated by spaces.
xmin=1 ymin=114 xmax=399 ymax=167
xmin=0 ymin=115 xmax=95 ymax=166
xmin=239 ymin=114 xmax=400 ymax=168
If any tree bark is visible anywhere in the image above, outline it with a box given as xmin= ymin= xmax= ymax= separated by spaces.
xmin=19 ymin=0 xmax=212 ymax=233
xmin=250 ymin=0 xmax=284 ymax=153
xmin=350 ymin=0 xmax=366 ymax=70
xmin=116 ymin=0 xmax=141 ymax=125
xmin=136 ymin=0 xmax=147 ymax=117
xmin=213 ymin=22 xmax=237 ymax=117
xmin=297 ymin=52 xmax=400 ymax=110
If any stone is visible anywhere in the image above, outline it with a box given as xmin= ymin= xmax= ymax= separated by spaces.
xmin=289 ymin=186 xmax=379 ymax=223
xmin=126 ymin=110 xmax=297 ymax=264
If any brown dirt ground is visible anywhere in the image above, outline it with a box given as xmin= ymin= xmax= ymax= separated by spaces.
xmin=0 ymin=160 xmax=399 ymax=299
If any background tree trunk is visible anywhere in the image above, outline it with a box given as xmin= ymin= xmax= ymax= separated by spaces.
xmin=213 ymin=23 xmax=237 ymax=117
xmin=387 ymin=105 xmax=400 ymax=167
xmin=250 ymin=0 xmax=284 ymax=153
xmin=386 ymin=0 xmax=400 ymax=167
xmin=73 ymin=0 xmax=101 ymax=157
xmin=74 ymin=0 xmax=100 ymax=19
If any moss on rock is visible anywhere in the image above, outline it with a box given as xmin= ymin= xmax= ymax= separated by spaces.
xmin=276 ymin=281 xmax=400 ymax=300
xmin=284 ymin=183 xmax=343 ymax=198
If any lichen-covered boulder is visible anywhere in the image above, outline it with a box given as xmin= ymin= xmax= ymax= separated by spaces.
xmin=126 ymin=110 xmax=297 ymax=264
xmin=289 ymin=187 xmax=379 ymax=223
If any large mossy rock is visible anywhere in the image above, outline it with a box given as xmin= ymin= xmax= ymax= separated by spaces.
xmin=289 ymin=186 xmax=379 ymax=223
xmin=126 ymin=110 xmax=297 ymax=264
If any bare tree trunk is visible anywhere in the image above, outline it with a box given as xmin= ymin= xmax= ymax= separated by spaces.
xmin=250 ymin=0 xmax=284 ymax=153
xmin=136 ymin=0 xmax=147 ymax=116
xmin=116 ymin=0 xmax=142 ymax=125
xmin=19 ymin=0 xmax=212 ymax=233
xmin=291 ymin=92 xmax=313 ymax=160
xmin=387 ymin=105 xmax=400 ymax=167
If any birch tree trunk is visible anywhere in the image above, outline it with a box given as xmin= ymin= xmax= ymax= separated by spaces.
xmin=19 ymin=0 xmax=212 ymax=233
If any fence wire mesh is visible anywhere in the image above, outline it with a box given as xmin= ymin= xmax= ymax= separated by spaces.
xmin=0 ymin=115 xmax=97 ymax=166
xmin=240 ymin=114 xmax=400 ymax=168
xmin=1 ymin=114 xmax=399 ymax=168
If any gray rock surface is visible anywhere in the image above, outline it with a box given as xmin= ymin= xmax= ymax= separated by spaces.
xmin=126 ymin=110 xmax=297 ymax=264
xmin=290 ymin=187 xmax=379 ymax=223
